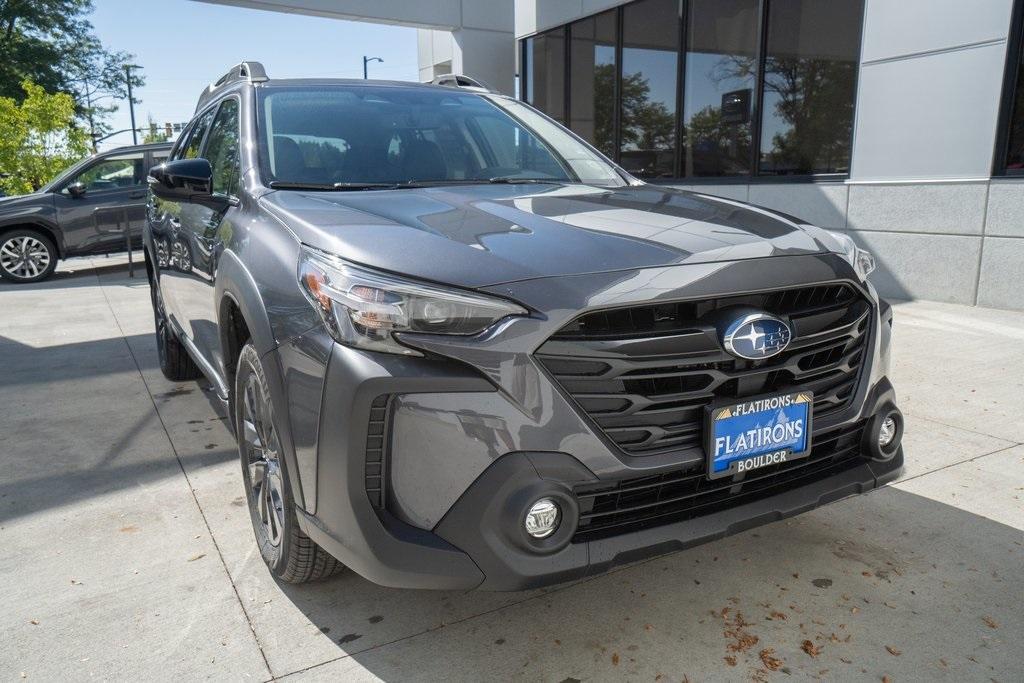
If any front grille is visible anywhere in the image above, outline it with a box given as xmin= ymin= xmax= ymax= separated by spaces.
xmin=365 ymin=395 xmax=391 ymax=509
xmin=535 ymin=283 xmax=871 ymax=456
xmin=572 ymin=420 xmax=867 ymax=542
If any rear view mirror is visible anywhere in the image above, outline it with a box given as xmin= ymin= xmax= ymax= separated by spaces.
xmin=66 ymin=181 xmax=87 ymax=198
xmin=148 ymin=158 xmax=224 ymax=208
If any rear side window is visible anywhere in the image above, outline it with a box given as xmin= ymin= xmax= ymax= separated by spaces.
xmin=202 ymin=99 xmax=241 ymax=198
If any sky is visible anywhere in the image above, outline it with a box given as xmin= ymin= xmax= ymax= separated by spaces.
xmin=89 ymin=0 xmax=419 ymax=150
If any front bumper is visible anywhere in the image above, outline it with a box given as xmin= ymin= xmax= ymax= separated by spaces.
xmin=289 ymin=254 xmax=903 ymax=590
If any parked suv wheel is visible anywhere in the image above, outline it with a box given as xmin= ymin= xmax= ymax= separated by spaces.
xmin=150 ymin=274 xmax=202 ymax=381
xmin=235 ymin=342 xmax=343 ymax=583
xmin=0 ymin=229 xmax=57 ymax=283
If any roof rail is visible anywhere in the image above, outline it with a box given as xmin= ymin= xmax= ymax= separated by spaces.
xmin=430 ymin=74 xmax=493 ymax=93
xmin=195 ymin=61 xmax=269 ymax=112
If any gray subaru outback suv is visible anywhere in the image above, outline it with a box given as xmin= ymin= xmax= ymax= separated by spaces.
xmin=145 ymin=62 xmax=903 ymax=590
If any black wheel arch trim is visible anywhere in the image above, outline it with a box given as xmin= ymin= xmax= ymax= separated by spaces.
xmin=216 ymin=249 xmax=309 ymax=511
xmin=0 ymin=220 xmax=65 ymax=258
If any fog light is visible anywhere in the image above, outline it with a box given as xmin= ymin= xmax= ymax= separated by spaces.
xmin=878 ymin=416 xmax=898 ymax=448
xmin=524 ymin=498 xmax=560 ymax=538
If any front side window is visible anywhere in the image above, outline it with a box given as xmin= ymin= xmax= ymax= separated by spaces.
xmin=758 ymin=0 xmax=863 ymax=175
xmin=68 ymin=154 xmax=144 ymax=192
xmin=203 ymin=99 xmax=241 ymax=197
xmin=258 ymin=86 xmax=624 ymax=187
xmin=180 ymin=107 xmax=217 ymax=160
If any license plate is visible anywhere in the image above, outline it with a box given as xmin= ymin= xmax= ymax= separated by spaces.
xmin=705 ymin=391 xmax=813 ymax=480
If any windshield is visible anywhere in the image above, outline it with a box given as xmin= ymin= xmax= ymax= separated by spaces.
xmin=257 ymin=85 xmax=625 ymax=188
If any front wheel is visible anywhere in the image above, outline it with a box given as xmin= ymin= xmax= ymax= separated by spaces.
xmin=0 ymin=229 xmax=57 ymax=283
xmin=235 ymin=342 xmax=342 ymax=583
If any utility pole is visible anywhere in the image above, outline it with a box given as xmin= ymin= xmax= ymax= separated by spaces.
xmin=362 ymin=56 xmax=383 ymax=80
xmin=125 ymin=64 xmax=142 ymax=145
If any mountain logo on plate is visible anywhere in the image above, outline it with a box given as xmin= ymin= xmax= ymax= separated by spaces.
xmin=723 ymin=313 xmax=792 ymax=360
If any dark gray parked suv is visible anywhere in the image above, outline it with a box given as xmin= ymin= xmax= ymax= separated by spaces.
xmin=0 ymin=142 xmax=172 ymax=282
xmin=145 ymin=62 xmax=903 ymax=590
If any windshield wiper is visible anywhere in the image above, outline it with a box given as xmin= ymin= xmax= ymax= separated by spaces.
xmin=268 ymin=181 xmax=339 ymax=190
xmin=331 ymin=181 xmax=430 ymax=190
xmin=484 ymin=176 xmax=560 ymax=184
xmin=268 ymin=180 xmax=430 ymax=191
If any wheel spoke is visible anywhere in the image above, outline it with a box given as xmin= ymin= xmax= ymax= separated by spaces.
xmin=248 ymin=460 xmax=267 ymax=489
xmin=257 ymin=477 xmax=270 ymax=524
xmin=242 ymin=418 xmax=261 ymax=450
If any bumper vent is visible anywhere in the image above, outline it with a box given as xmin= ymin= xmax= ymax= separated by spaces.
xmin=365 ymin=395 xmax=391 ymax=509
xmin=536 ymin=283 xmax=870 ymax=456
xmin=572 ymin=420 xmax=867 ymax=543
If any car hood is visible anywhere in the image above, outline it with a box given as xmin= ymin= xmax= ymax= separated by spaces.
xmin=261 ymin=183 xmax=838 ymax=288
xmin=0 ymin=192 xmax=44 ymax=207
xmin=0 ymin=191 xmax=52 ymax=215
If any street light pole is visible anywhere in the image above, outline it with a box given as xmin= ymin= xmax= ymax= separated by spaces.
xmin=124 ymin=64 xmax=142 ymax=145
xmin=362 ymin=56 xmax=383 ymax=79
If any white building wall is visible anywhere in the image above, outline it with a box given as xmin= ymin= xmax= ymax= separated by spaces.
xmin=851 ymin=0 xmax=1014 ymax=180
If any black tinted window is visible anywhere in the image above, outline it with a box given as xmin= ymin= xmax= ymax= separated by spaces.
xmin=683 ymin=0 xmax=759 ymax=177
xmin=524 ymin=28 xmax=566 ymax=122
xmin=758 ymin=0 xmax=863 ymax=175
xmin=621 ymin=0 xmax=680 ymax=178
xmin=569 ymin=10 xmax=617 ymax=159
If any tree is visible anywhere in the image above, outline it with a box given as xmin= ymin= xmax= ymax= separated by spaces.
xmin=67 ymin=38 xmax=144 ymax=146
xmin=142 ymin=114 xmax=168 ymax=144
xmin=0 ymin=0 xmax=143 ymax=139
xmin=0 ymin=80 xmax=90 ymax=195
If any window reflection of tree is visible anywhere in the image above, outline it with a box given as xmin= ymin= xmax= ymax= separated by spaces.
xmin=682 ymin=55 xmax=754 ymax=176
xmin=594 ymin=65 xmax=675 ymax=164
xmin=705 ymin=54 xmax=856 ymax=175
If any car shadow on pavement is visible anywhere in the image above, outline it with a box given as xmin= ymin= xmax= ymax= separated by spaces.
xmin=0 ymin=260 xmax=146 ymax=292
xmin=266 ymin=486 xmax=1022 ymax=681
xmin=0 ymin=329 xmax=236 ymax=525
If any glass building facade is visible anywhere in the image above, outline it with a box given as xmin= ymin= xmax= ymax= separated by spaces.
xmin=521 ymin=0 xmax=864 ymax=180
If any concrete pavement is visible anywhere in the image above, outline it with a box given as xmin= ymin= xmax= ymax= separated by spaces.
xmin=1 ymin=255 xmax=1021 ymax=682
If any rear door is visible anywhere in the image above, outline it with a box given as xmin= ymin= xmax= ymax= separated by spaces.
xmin=52 ymin=152 xmax=148 ymax=254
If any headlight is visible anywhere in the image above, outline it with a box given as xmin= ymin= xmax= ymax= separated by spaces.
xmin=828 ymin=231 xmax=876 ymax=281
xmin=298 ymin=247 xmax=528 ymax=355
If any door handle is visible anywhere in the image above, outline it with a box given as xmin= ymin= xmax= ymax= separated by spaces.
xmin=129 ymin=191 xmax=147 ymax=199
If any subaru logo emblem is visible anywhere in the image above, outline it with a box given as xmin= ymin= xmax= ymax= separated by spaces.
xmin=723 ymin=313 xmax=792 ymax=360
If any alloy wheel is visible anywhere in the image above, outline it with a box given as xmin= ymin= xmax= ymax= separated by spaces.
xmin=0 ymin=235 xmax=51 ymax=279
xmin=241 ymin=371 xmax=285 ymax=547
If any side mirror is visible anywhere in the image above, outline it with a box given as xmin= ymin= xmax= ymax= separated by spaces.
xmin=148 ymin=158 xmax=224 ymax=208
xmin=66 ymin=181 xmax=87 ymax=198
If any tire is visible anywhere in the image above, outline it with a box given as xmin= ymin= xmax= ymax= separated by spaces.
xmin=235 ymin=342 xmax=342 ymax=583
xmin=149 ymin=273 xmax=202 ymax=381
xmin=0 ymin=228 xmax=58 ymax=283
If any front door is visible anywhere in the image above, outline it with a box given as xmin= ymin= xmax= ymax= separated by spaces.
xmin=52 ymin=152 xmax=147 ymax=254
xmin=172 ymin=97 xmax=242 ymax=386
